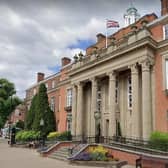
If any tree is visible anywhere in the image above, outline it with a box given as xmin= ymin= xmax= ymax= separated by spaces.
xmin=0 ymin=78 xmax=22 ymax=128
xmin=25 ymin=95 xmax=37 ymax=130
xmin=32 ymin=83 xmax=55 ymax=135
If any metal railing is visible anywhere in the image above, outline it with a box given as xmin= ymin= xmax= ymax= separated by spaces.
xmin=71 ymin=135 xmax=168 ymax=156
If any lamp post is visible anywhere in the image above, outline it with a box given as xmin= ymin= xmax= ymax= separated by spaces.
xmin=94 ymin=111 xmax=101 ymax=143
xmin=40 ymin=118 xmax=45 ymax=147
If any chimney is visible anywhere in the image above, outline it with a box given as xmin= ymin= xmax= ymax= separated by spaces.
xmin=96 ymin=33 xmax=106 ymax=43
xmin=161 ymin=0 xmax=168 ymax=16
xmin=37 ymin=72 xmax=45 ymax=82
xmin=61 ymin=57 xmax=71 ymax=67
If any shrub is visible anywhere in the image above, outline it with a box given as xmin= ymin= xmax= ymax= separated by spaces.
xmin=58 ymin=131 xmax=72 ymax=141
xmin=47 ymin=132 xmax=60 ymax=140
xmin=47 ymin=131 xmax=72 ymax=141
xmin=149 ymin=131 xmax=168 ymax=151
xmin=15 ymin=130 xmax=40 ymax=142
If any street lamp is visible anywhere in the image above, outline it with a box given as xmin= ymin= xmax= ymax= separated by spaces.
xmin=94 ymin=111 xmax=101 ymax=143
xmin=40 ymin=118 xmax=45 ymax=147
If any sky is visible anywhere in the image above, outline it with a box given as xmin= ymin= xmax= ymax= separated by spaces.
xmin=0 ymin=0 xmax=160 ymax=99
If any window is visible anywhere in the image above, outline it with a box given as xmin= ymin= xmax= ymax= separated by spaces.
xmin=15 ymin=109 xmax=20 ymax=116
xmin=115 ymin=78 xmax=119 ymax=104
xmin=66 ymin=114 xmax=72 ymax=131
xmin=45 ymin=83 xmax=48 ymax=89
xmin=166 ymin=60 xmax=168 ymax=90
xmin=33 ymin=88 xmax=36 ymax=95
xmin=58 ymin=95 xmax=61 ymax=111
xmin=97 ymin=86 xmax=102 ymax=112
xmin=163 ymin=24 xmax=168 ymax=40
xmin=50 ymin=97 xmax=55 ymax=112
xmin=52 ymin=80 xmax=55 ymax=89
xmin=66 ymin=89 xmax=72 ymax=107
xmin=27 ymin=104 xmax=31 ymax=110
xmin=127 ymin=75 xmax=132 ymax=109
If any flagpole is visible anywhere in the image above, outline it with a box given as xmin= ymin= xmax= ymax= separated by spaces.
xmin=106 ymin=19 xmax=108 ymax=48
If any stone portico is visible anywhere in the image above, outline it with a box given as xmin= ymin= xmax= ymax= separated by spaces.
xmin=69 ymin=27 xmax=156 ymax=140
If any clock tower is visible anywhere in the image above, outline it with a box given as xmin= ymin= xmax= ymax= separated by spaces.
xmin=124 ymin=3 xmax=140 ymax=27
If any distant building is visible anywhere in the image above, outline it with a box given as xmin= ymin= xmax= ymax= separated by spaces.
xmin=9 ymin=104 xmax=26 ymax=124
xmin=25 ymin=57 xmax=72 ymax=132
xmin=25 ymin=0 xmax=168 ymax=140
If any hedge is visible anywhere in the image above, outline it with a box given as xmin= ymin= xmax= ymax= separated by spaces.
xmin=149 ymin=131 xmax=168 ymax=151
xmin=47 ymin=131 xmax=72 ymax=141
xmin=16 ymin=130 xmax=40 ymax=142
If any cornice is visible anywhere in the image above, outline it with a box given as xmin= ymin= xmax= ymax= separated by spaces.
xmin=69 ymin=36 xmax=157 ymax=77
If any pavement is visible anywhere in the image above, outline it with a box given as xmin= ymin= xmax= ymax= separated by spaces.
xmin=0 ymin=138 xmax=135 ymax=168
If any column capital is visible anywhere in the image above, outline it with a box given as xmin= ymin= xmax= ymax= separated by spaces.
xmin=140 ymin=58 xmax=154 ymax=72
xmin=90 ymin=77 xmax=99 ymax=88
xmin=107 ymin=71 xmax=116 ymax=81
xmin=129 ymin=63 xmax=139 ymax=74
xmin=71 ymin=81 xmax=78 ymax=86
xmin=90 ymin=76 xmax=97 ymax=82
xmin=76 ymin=81 xmax=84 ymax=87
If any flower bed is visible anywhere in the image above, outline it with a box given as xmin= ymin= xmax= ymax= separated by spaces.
xmin=71 ymin=145 xmax=119 ymax=161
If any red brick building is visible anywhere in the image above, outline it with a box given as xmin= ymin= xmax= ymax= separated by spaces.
xmin=25 ymin=0 xmax=168 ymax=138
xmin=25 ymin=57 xmax=72 ymax=132
xmin=9 ymin=104 xmax=26 ymax=124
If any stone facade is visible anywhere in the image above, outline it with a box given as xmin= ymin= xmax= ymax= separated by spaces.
xmin=25 ymin=1 xmax=168 ymax=140
xmin=69 ymin=12 xmax=168 ymax=140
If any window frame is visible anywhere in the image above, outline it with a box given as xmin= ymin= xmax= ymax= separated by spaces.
xmin=127 ymin=75 xmax=132 ymax=109
xmin=50 ymin=96 xmax=55 ymax=112
xmin=51 ymin=80 xmax=55 ymax=89
xmin=163 ymin=24 xmax=168 ymax=40
xmin=162 ymin=53 xmax=168 ymax=92
xmin=66 ymin=88 xmax=72 ymax=107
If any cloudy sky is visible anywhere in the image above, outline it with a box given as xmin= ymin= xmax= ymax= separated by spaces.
xmin=0 ymin=0 xmax=160 ymax=99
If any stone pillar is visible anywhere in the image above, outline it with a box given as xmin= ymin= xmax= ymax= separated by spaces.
xmin=130 ymin=64 xmax=140 ymax=138
xmin=90 ymin=77 xmax=98 ymax=136
xmin=151 ymin=66 xmax=155 ymax=131
xmin=108 ymin=71 xmax=116 ymax=137
xmin=72 ymin=84 xmax=77 ymax=136
xmin=141 ymin=60 xmax=152 ymax=140
xmin=76 ymin=82 xmax=83 ymax=136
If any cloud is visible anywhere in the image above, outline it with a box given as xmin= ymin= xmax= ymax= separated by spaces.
xmin=0 ymin=0 xmax=160 ymax=98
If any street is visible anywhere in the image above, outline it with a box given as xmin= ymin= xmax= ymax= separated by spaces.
xmin=0 ymin=138 xmax=92 ymax=168
xmin=0 ymin=138 xmax=134 ymax=168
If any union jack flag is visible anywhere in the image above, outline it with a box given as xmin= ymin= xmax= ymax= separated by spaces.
xmin=106 ymin=20 xmax=119 ymax=28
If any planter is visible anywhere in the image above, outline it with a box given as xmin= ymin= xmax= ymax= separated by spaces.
xmin=69 ymin=160 xmax=128 ymax=168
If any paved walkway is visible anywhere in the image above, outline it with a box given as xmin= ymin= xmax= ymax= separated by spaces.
xmin=0 ymin=138 xmax=134 ymax=168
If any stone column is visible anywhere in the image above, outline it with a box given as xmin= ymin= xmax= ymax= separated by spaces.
xmin=90 ymin=77 xmax=98 ymax=136
xmin=141 ymin=60 xmax=152 ymax=140
xmin=71 ymin=84 xmax=77 ymax=136
xmin=108 ymin=71 xmax=116 ymax=137
xmin=151 ymin=66 xmax=155 ymax=131
xmin=76 ymin=82 xmax=83 ymax=137
xmin=130 ymin=64 xmax=140 ymax=138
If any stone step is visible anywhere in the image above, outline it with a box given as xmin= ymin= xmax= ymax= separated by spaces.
xmin=52 ymin=151 xmax=69 ymax=158
xmin=52 ymin=151 xmax=69 ymax=156
xmin=54 ymin=150 xmax=69 ymax=155
xmin=48 ymin=154 xmax=68 ymax=161
xmin=48 ymin=146 xmax=70 ymax=161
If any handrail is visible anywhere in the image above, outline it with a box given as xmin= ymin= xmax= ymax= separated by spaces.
xmin=70 ymin=135 xmax=168 ymax=156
